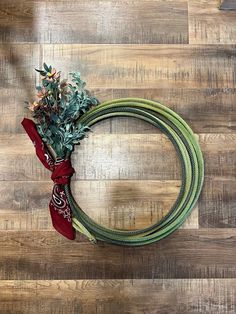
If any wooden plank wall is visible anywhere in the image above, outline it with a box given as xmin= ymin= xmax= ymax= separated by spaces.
xmin=0 ymin=0 xmax=236 ymax=313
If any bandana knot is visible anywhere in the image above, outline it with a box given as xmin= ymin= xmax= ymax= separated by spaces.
xmin=51 ymin=159 xmax=75 ymax=185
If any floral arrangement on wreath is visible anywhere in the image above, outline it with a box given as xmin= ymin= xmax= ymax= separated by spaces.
xmin=22 ymin=63 xmax=99 ymax=240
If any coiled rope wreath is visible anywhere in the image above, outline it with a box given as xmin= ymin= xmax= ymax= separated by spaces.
xmin=22 ymin=64 xmax=204 ymax=246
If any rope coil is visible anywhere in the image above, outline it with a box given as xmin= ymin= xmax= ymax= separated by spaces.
xmin=65 ymin=98 xmax=204 ymax=246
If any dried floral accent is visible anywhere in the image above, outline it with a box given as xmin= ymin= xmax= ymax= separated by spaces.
xmin=28 ymin=101 xmax=40 ymax=112
xmin=37 ymin=86 xmax=48 ymax=99
xmin=26 ymin=63 xmax=99 ymax=158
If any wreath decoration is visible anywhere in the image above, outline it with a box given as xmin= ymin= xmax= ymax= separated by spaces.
xmin=22 ymin=64 xmax=204 ymax=246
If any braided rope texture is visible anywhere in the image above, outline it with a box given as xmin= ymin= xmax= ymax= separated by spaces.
xmin=65 ymin=98 xmax=204 ymax=246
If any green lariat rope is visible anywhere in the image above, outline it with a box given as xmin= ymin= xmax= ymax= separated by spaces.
xmin=65 ymin=98 xmax=204 ymax=246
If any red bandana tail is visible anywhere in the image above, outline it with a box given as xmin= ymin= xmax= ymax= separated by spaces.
xmin=22 ymin=118 xmax=75 ymax=240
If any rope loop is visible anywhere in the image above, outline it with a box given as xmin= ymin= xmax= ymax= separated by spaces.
xmin=65 ymin=98 xmax=204 ymax=246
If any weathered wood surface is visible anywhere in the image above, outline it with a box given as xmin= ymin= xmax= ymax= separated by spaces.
xmin=189 ymin=0 xmax=236 ymax=43
xmin=0 ymin=0 xmax=236 ymax=313
xmin=0 ymin=0 xmax=189 ymax=44
xmin=0 ymin=229 xmax=235 ymax=280
xmin=1 ymin=87 xmax=236 ymax=135
xmin=42 ymin=44 xmax=236 ymax=89
xmin=0 ymin=279 xmax=235 ymax=314
xmin=1 ymin=44 xmax=236 ymax=135
xmin=0 ymin=179 xmax=199 ymax=231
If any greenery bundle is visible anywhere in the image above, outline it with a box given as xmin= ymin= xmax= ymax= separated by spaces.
xmin=27 ymin=63 xmax=99 ymax=158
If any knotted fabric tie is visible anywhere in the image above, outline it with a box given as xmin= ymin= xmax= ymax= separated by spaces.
xmin=21 ymin=118 xmax=75 ymax=240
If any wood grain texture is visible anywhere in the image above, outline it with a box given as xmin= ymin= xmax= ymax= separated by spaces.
xmin=42 ymin=44 xmax=236 ymax=89
xmin=0 ymin=279 xmax=235 ymax=314
xmin=2 ymin=87 xmax=236 ymax=135
xmin=0 ymin=0 xmax=189 ymax=44
xmin=94 ymin=88 xmax=236 ymax=134
xmin=199 ymin=178 xmax=236 ymax=228
xmin=0 ymin=133 xmax=181 ymax=181
xmin=0 ymin=229 xmax=235 ymax=280
xmin=0 ymin=43 xmax=40 ymax=136
xmin=189 ymin=0 xmax=236 ymax=44
xmin=1 ymin=133 xmax=235 ymax=180
xmin=1 ymin=0 xmax=236 ymax=312
xmin=0 ymin=180 xmax=199 ymax=231
xmin=0 ymin=132 xmax=235 ymax=230
xmin=1 ymin=44 xmax=236 ymax=134
xmin=0 ymin=179 xmax=197 ymax=231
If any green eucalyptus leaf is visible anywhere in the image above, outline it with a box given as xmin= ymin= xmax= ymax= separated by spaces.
xmin=50 ymin=114 xmax=59 ymax=123
xmin=65 ymin=144 xmax=73 ymax=151
xmin=43 ymin=63 xmax=50 ymax=72
xmin=35 ymin=69 xmax=46 ymax=76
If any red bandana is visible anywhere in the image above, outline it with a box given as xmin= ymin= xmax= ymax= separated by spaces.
xmin=21 ymin=118 xmax=75 ymax=240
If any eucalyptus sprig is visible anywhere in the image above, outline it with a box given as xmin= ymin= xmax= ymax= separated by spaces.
xmin=27 ymin=63 xmax=99 ymax=158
